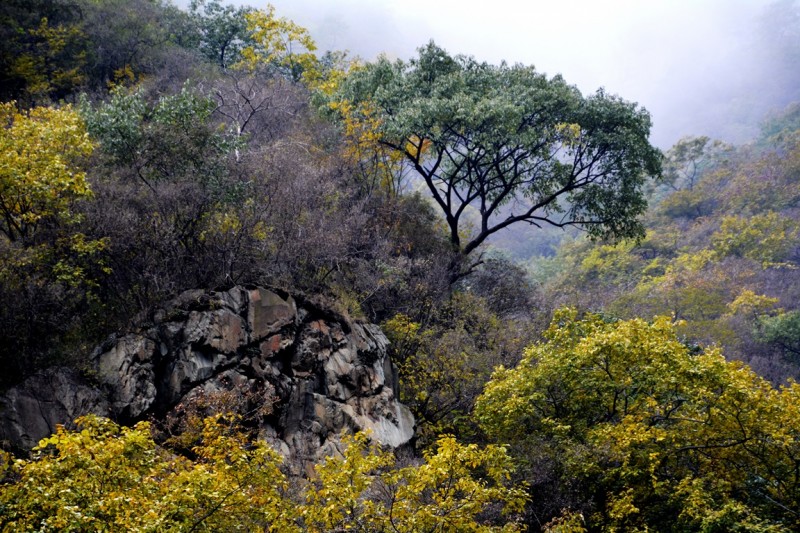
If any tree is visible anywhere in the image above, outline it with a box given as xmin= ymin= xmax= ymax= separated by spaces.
xmin=383 ymin=293 xmax=534 ymax=447
xmin=757 ymin=310 xmax=800 ymax=361
xmin=475 ymin=310 xmax=800 ymax=531
xmin=0 ymin=414 xmax=295 ymax=532
xmin=333 ymin=42 xmax=662 ymax=280
xmin=0 ymin=102 xmax=109 ymax=386
xmin=77 ymin=0 xmax=174 ymax=89
xmin=188 ymin=0 xmax=253 ymax=69
xmin=80 ymin=84 xmax=237 ymax=190
xmin=301 ymin=432 xmax=527 ymax=532
xmin=659 ymin=136 xmax=730 ymax=193
xmin=1 ymin=415 xmax=526 ymax=532
xmin=711 ymin=211 xmax=800 ymax=266
xmin=77 ymin=83 xmax=245 ymax=312
xmin=0 ymin=0 xmax=87 ymax=104
xmin=0 ymin=103 xmax=94 ymax=245
xmin=211 ymin=70 xmax=303 ymax=153
xmin=239 ymin=4 xmax=319 ymax=82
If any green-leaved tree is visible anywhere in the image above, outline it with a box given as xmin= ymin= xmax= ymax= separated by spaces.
xmin=332 ymin=42 xmax=662 ymax=280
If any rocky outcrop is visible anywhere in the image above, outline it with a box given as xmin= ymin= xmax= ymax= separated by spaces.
xmin=0 ymin=287 xmax=414 ymax=467
xmin=0 ymin=368 xmax=109 ymax=452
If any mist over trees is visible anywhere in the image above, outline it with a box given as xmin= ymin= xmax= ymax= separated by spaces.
xmin=331 ymin=42 xmax=661 ymax=281
xmin=1 ymin=0 xmax=800 ymax=531
xmin=267 ymin=0 xmax=800 ymax=148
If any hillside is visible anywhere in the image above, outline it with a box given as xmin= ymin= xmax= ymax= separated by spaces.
xmin=2 ymin=1 xmax=800 ymax=531
xmin=539 ymin=111 xmax=800 ymax=383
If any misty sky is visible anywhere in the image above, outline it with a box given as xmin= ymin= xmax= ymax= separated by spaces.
xmin=194 ymin=0 xmax=793 ymax=148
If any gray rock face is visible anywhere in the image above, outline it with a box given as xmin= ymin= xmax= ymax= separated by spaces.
xmin=0 ymin=368 xmax=109 ymax=452
xmin=0 ymin=287 xmax=414 ymax=467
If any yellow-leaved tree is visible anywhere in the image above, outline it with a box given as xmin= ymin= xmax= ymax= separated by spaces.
xmin=476 ymin=309 xmax=800 ymax=532
xmin=0 ymin=102 xmax=109 ymax=386
xmin=1 ymin=415 xmax=527 ymax=532
xmin=301 ymin=431 xmax=527 ymax=532
xmin=326 ymin=98 xmax=409 ymax=197
xmin=0 ymin=102 xmax=94 ymax=245
xmin=239 ymin=4 xmax=319 ymax=82
xmin=0 ymin=414 xmax=294 ymax=532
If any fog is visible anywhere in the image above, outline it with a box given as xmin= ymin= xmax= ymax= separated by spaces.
xmin=187 ymin=0 xmax=799 ymax=148
xmin=274 ymin=0 xmax=799 ymax=148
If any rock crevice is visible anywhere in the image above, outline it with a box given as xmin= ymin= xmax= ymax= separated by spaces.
xmin=0 ymin=287 xmax=414 ymax=466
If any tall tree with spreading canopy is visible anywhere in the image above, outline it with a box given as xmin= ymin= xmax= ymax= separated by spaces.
xmin=333 ymin=43 xmax=662 ymax=280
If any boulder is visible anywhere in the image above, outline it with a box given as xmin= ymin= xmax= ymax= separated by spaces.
xmin=0 ymin=368 xmax=109 ymax=452
xmin=0 ymin=287 xmax=414 ymax=467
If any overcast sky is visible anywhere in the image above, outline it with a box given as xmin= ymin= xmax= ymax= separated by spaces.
xmin=211 ymin=0 xmax=790 ymax=147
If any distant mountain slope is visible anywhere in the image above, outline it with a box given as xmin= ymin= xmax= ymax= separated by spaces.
xmin=539 ymin=104 xmax=800 ymax=382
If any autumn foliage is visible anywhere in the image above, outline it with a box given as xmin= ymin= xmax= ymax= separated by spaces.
xmin=477 ymin=310 xmax=800 ymax=531
xmin=2 ymin=1 xmax=800 ymax=531
xmin=0 ymin=415 xmax=526 ymax=532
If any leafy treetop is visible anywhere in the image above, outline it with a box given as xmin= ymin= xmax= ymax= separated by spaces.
xmin=476 ymin=309 xmax=800 ymax=531
xmin=239 ymin=4 xmax=318 ymax=82
xmin=0 ymin=102 xmax=94 ymax=244
xmin=333 ymin=42 xmax=662 ymax=277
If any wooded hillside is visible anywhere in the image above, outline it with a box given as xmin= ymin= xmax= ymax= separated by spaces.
xmin=2 ymin=1 xmax=800 ymax=531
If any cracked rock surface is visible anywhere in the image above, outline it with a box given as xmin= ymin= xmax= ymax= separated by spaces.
xmin=0 ymin=287 xmax=414 ymax=468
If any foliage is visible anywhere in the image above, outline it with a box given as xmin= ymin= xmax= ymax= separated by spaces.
xmin=476 ymin=310 xmax=800 ymax=531
xmin=760 ymin=102 xmax=800 ymax=145
xmin=0 ymin=0 xmax=87 ymax=104
xmin=620 ymin=251 xmax=731 ymax=324
xmin=73 ymin=83 xmax=249 ymax=316
xmin=717 ymin=138 xmax=800 ymax=216
xmin=0 ymin=414 xmax=293 ymax=532
xmin=80 ymin=84 xmax=237 ymax=190
xmin=0 ymin=0 xmax=310 ymax=102
xmin=726 ymin=289 xmax=780 ymax=318
xmin=326 ymin=98 xmax=408 ymax=198
xmin=188 ymin=0 xmax=253 ymax=69
xmin=757 ymin=310 xmax=800 ymax=360
xmin=3 ymin=2 xmax=800 ymax=531
xmin=0 ymin=233 xmax=109 ymax=387
xmin=542 ymin=107 xmax=800 ymax=379
xmin=155 ymin=380 xmax=277 ymax=454
xmin=0 ymin=102 xmax=106 ymax=385
xmin=0 ymin=416 xmax=526 ymax=532
xmin=0 ymin=103 xmax=93 ymax=244
xmin=333 ymin=42 xmax=662 ymax=279
xmin=239 ymin=4 xmax=319 ymax=82
xmin=711 ymin=211 xmax=800 ymax=266
xmin=575 ymin=239 xmax=644 ymax=289
xmin=71 ymin=70 xmax=453 ymax=339
xmin=7 ymin=15 xmax=87 ymax=104
xmin=77 ymin=0 xmax=177 ymax=89
xmin=458 ymin=257 xmax=541 ymax=318
xmin=383 ymin=292 xmax=536 ymax=446
xmin=302 ymin=431 xmax=527 ymax=532
xmin=658 ymin=136 xmax=731 ymax=193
